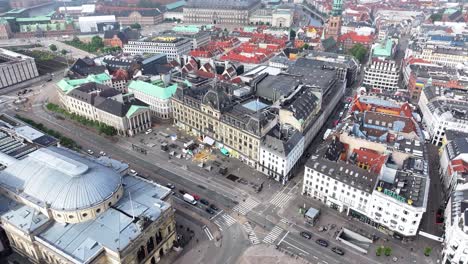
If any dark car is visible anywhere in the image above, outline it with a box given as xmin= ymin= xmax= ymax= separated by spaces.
xmin=331 ymin=247 xmax=345 ymax=255
xmin=200 ymin=199 xmax=209 ymax=206
xmin=316 ymin=239 xmax=329 ymax=247
xmin=300 ymin=231 xmax=312 ymax=240
xmin=179 ymin=189 xmax=187 ymax=195
xmin=210 ymin=204 xmax=219 ymax=211
xmin=205 ymin=208 xmax=215 ymax=214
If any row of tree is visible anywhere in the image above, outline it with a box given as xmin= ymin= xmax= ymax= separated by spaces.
xmin=64 ymin=36 xmax=104 ymax=53
xmin=46 ymin=103 xmax=117 ymax=136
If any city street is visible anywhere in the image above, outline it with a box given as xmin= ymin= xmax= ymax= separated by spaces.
xmin=0 ymin=55 xmax=441 ymax=264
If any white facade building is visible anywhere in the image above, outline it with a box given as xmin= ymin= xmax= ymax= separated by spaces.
xmin=127 ymin=80 xmax=178 ymax=120
xmin=363 ymin=58 xmax=399 ymax=91
xmin=442 ymin=184 xmax=468 ymax=264
xmin=123 ymin=37 xmax=192 ymax=61
xmin=412 ymin=45 xmax=468 ymax=68
xmin=418 ymin=86 xmax=468 ymax=146
xmin=303 ymin=156 xmax=376 ymax=215
xmin=78 ymin=15 xmax=116 ymax=33
xmin=258 ymin=129 xmax=304 ymax=184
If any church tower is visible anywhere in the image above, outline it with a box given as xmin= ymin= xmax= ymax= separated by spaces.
xmin=325 ymin=0 xmax=343 ymax=41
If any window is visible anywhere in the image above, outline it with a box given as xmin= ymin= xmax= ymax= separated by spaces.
xmin=96 ymin=208 xmax=101 ymax=213
xmin=82 ymin=213 xmax=88 ymax=218
xmin=69 ymin=215 xmax=74 ymax=219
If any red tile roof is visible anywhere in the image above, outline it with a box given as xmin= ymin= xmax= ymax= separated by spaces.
xmin=338 ymin=32 xmax=373 ymax=45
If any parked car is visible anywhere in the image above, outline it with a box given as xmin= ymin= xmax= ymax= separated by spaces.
xmin=192 ymin=194 xmax=201 ymax=200
xmin=179 ymin=189 xmax=187 ymax=195
xmin=205 ymin=208 xmax=215 ymax=215
xmin=166 ymin=183 xmax=175 ymax=189
xmin=200 ymin=199 xmax=209 ymax=206
xmin=210 ymin=204 xmax=219 ymax=211
xmin=99 ymin=151 xmax=106 ymax=156
xmin=300 ymin=231 xmax=312 ymax=240
xmin=86 ymin=149 xmax=94 ymax=155
xmin=145 ymin=129 xmax=153 ymax=135
xmin=316 ymin=239 xmax=328 ymax=247
xmin=129 ymin=169 xmax=138 ymax=176
xmin=331 ymin=247 xmax=345 ymax=255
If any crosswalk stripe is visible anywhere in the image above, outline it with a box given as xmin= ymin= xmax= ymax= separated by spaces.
xmin=233 ymin=197 xmax=259 ymax=215
xmin=263 ymin=226 xmax=284 ymax=244
xmin=213 ymin=220 xmax=223 ymax=231
xmin=203 ymin=226 xmax=214 ymax=240
xmin=243 ymin=222 xmax=260 ymax=245
xmin=269 ymin=192 xmax=293 ymax=208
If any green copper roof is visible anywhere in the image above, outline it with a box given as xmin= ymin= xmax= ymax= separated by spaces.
xmin=166 ymin=0 xmax=186 ymax=10
xmin=57 ymin=73 xmax=111 ymax=94
xmin=372 ymin=38 xmax=393 ymax=58
xmin=126 ymin=105 xmax=148 ymax=118
xmin=16 ymin=16 xmax=51 ymax=23
xmin=173 ymin=24 xmax=200 ymax=33
xmin=128 ymin=80 xmax=177 ymax=100
xmin=6 ymin=8 xmax=25 ymax=14
xmin=243 ymin=26 xmax=257 ymax=33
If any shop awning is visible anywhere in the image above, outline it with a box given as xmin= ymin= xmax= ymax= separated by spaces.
xmin=220 ymin=147 xmax=229 ymax=156
xmin=203 ymin=136 xmax=215 ymax=146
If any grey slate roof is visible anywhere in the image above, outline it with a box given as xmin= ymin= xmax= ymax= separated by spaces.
xmin=0 ymin=147 xmax=122 ymax=211
xmin=262 ymin=128 xmax=303 ymax=157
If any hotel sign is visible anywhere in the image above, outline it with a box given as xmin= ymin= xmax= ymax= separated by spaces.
xmin=383 ymin=189 xmax=406 ymax=203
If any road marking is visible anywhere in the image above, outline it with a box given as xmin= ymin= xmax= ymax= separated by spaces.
xmin=313 ymin=256 xmax=319 ymax=259
xmin=213 ymin=219 xmax=223 ymax=231
xmin=210 ymin=209 xmax=224 ymax=220
xmin=243 ymin=222 xmax=260 ymax=245
xmin=269 ymin=192 xmax=293 ymax=208
xmin=282 ymin=240 xmax=309 ymax=255
xmin=203 ymin=226 xmax=214 ymax=241
xmin=232 ymin=197 xmax=259 ymax=215
xmin=287 ymin=180 xmax=302 ymax=195
xmin=322 ymin=261 xmax=328 ymax=264
xmin=277 ymin=230 xmax=289 ymax=246
xmin=263 ymin=226 xmax=284 ymax=244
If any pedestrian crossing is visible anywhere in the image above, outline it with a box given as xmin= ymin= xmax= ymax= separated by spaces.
xmin=280 ymin=218 xmax=289 ymax=225
xmin=263 ymin=226 xmax=284 ymax=244
xmin=213 ymin=213 xmax=237 ymax=231
xmin=243 ymin=222 xmax=260 ymax=245
xmin=269 ymin=192 xmax=293 ymax=208
xmin=233 ymin=197 xmax=259 ymax=215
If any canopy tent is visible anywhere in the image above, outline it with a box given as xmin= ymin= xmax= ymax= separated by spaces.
xmin=220 ymin=147 xmax=229 ymax=156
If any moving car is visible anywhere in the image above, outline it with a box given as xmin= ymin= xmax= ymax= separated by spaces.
xmin=205 ymin=208 xmax=215 ymax=214
xmin=331 ymin=247 xmax=345 ymax=255
xmin=179 ymin=189 xmax=187 ymax=195
xmin=300 ymin=231 xmax=312 ymax=240
xmin=316 ymin=239 xmax=329 ymax=247
xmin=192 ymin=194 xmax=201 ymax=200
xmin=200 ymin=199 xmax=209 ymax=206
xmin=99 ymin=151 xmax=106 ymax=156
xmin=183 ymin=193 xmax=197 ymax=205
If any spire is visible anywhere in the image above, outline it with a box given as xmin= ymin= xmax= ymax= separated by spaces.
xmin=331 ymin=0 xmax=343 ymax=16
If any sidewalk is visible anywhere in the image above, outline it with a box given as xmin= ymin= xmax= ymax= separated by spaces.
xmin=281 ymin=194 xmax=441 ymax=264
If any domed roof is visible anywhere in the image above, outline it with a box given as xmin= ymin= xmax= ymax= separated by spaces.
xmin=0 ymin=147 xmax=122 ymax=211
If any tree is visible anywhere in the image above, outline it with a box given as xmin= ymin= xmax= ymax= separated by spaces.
xmin=302 ymin=43 xmax=310 ymax=50
xmin=430 ymin=13 xmax=443 ymax=22
xmin=90 ymin=36 xmax=103 ymax=49
xmin=130 ymin=23 xmax=141 ymax=29
xmin=424 ymin=247 xmax=432 ymax=256
xmin=348 ymin=43 xmax=368 ymax=63
xmin=61 ymin=49 xmax=67 ymax=55
xmin=49 ymin=44 xmax=57 ymax=52
xmin=384 ymin=247 xmax=392 ymax=256
xmin=376 ymin=246 xmax=383 ymax=256
xmin=289 ymin=29 xmax=296 ymax=40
